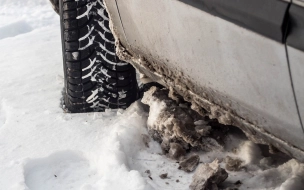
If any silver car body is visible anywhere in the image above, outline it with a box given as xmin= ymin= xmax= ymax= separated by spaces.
xmin=104 ymin=0 xmax=304 ymax=161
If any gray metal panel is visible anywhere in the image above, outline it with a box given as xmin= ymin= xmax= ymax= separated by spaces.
xmin=287 ymin=4 xmax=304 ymax=52
xmin=288 ymin=46 xmax=304 ymax=129
xmin=177 ymin=0 xmax=290 ymax=42
xmin=108 ymin=0 xmax=304 ymax=150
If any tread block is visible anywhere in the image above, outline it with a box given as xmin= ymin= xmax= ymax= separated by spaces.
xmin=103 ymin=20 xmax=110 ymax=30
xmin=66 ymin=94 xmax=84 ymax=103
xmin=81 ymin=51 xmax=97 ymax=68
xmin=100 ymin=75 xmax=135 ymax=88
xmin=67 ymin=81 xmax=95 ymax=92
xmin=80 ymin=48 xmax=91 ymax=59
xmin=99 ymin=64 xmax=132 ymax=79
xmin=65 ymin=99 xmax=83 ymax=109
xmin=83 ymin=82 xmax=95 ymax=91
xmin=79 ymin=26 xmax=90 ymax=39
xmin=104 ymin=42 xmax=115 ymax=52
xmin=83 ymin=90 xmax=92 ymax=97
xmin=64 ymin=20 xmax=78 ymax=30
xmin=97 ymin=27 xmax=115 ymax=43
xmin=78 ymin=16 xmax=90 ymax=27
xmin=82 ymin=68 xmax=92 ymax=76
xmin=66 ymin=51 xmax=80 ymax=61
xmin=67 ymin=69 xmax=81 ymax=78
xmin=68 ymin=89 xmax=83 ymax=98
xmin=65 ymin=41 xmax=79 ymax=51
xmin=105 ymin=51 xmax=116 ymax=62
xmin=82 ymin=76 xmax=91 ymax=83
xmin=77 ymin=6 xmax=87 ymax=16
xmin=99 ymin=58 xmax=131 ymax=72
xmin=68 ymin=83 xmax=83 ymax=91
xmin=63 ymin=2 xmax=77 ymax=11
xmin=66 ymin=61 xmax=81 ymax=70
xmin=63 ymin=10 xmax=77 ymax=19
xmin=103 ymin=9 xmax=109 ymax=18
xmin=77 ymin=0 xmax=87 ymax=7
xmin=104 ymin=31 xmax=115 ymax=42
xmin=64 ymin=30 xmax=78 ymax=41
xmin=68 ymin=88 xmax=92 ymax=98
xmin=99 ymin=100 xmax=119 ymax=109
xmin=79 ymin=38 xmax=90 ymax=49
xmin=68 ymin=77 xmax=81 ymax=84
xmin=104 ymin=94 xmax=136 ymax=105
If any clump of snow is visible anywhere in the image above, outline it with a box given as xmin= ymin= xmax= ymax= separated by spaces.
xmin=190 ymin=159 xmax=228 ymax=190
xmin=242 ymin=159 xmax=304 ymax=190
xmin=279 ymin=175 xmax=304 ymax=190
xmin=237 ymin=141 xmax=262 ymax=165
xmin=178 ymin=154 xmax=200 ymax=172
xmin=72 ymin=52 xmax=79 ymax=60
xmin=168 ymin=143 xmax=186 ymax=160
xmin=224 ymin=156 xmax=243 ymax=171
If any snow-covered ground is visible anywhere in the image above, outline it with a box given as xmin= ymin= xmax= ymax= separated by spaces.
xmin=0 ymin=0 xmax=304 ymax=190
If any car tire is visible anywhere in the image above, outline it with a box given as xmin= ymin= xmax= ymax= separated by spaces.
xmin=59 ymin=0 xmax=138 ymax=113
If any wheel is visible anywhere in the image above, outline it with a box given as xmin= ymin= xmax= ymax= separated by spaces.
xmin=59 ymin=0 xmax=139 ymax=112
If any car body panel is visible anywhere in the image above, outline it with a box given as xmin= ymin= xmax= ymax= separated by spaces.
xmin=288 ymin=46 xmax=304 ymax=125
xmin=287 ymin=2 xmax=304 ymax=142
xmin=104 ymin=0 xmax=304 ymax=159
xmin=287 ymin=3 xmax=304 ymax=52
xmin=177 ymin=0 xmax=290 ymax=42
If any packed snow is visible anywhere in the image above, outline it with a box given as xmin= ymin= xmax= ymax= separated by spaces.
xmin=0 ymin=0 xmax=304 ymax=189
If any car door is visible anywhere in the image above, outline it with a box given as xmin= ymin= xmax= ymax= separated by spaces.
xmin=105 ymin=0 xmax=304 ymax=151
xmin=287 ymin=1 xmax=304 ymax=132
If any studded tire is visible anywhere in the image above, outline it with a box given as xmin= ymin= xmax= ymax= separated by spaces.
xmin=59 ymin=0 xmax=138 ymax=112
